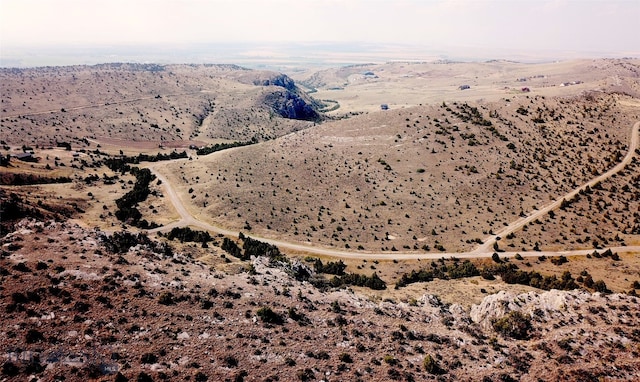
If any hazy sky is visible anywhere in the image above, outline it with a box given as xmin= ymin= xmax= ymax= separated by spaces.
xmin=1 ymin=0 xmax=639 ymax=54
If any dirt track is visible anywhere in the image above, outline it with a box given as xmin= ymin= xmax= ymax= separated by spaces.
xmin=473 ymin=120 xmax=640 ymax=253
xmin=147 ymin=121 xmax=640 ymax=260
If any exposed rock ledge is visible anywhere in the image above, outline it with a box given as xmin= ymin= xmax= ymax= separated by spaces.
xmin=470 ymin=289 xmax=627 ymax=327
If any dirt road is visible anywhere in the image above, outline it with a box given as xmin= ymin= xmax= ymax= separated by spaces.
xmin=473 ymin=120 xmax=640 ymax=253
xmin=147 ymin=121 xmax=640 ymax=260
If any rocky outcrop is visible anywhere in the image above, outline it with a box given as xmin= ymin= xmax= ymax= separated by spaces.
xmin=469 ymin=289 xmax=609 ymax=328
xmin=235 ymin=71 xmax=322 ymax=121
xmin=3 ymin=218 xmax=640 ymax=382
xmin=261 ymin=89 xmax=321 ymax=121
xmin=252 ymin=73 xmax=297 ymax=91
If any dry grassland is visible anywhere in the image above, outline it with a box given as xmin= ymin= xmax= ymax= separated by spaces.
xmin=3 ymin=59 xmax=638 ymax=285
xmin=167 ymin=93 xmax=638 ymax=254
xmin=292 ymin=59 xmax=640 ymax=113
xmin=1 ymin=64 xmax=314 ymax=154
xmin=1 ymin=58 xmax=640 ymax=382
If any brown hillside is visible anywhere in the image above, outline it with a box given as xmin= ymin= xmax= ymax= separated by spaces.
xmin=1 ymin=219 xmax=639 ymax=382
xmin=0 ymin=64 xmax=317 ymax=151
xmin=163 ymin=92 xmax=638 ymax=253
xmin=1 ymin=58 xmax=640 ymax=382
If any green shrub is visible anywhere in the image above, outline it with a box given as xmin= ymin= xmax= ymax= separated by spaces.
xmin=593 ymin=280 xmax=610 ymax=293
xmin=257 ymin=306 xmax=284 ymax=325
xmin=158 ymin=292 xmax=175 ymax=305
xmin=423 ymin=354 xmax=443 ymax=374
xmin=222 ymin=355 xmax=238 ymax=367
xmin=314 ymin=259 xmax=347 ymax=275
xmin=140 ymin=353 xmax=158 ymax=364
xmin=383 ymin=355 xmax=398 ymax=365
xmin=288 ymin=307 xmax=310 ymax=326
xmin=167 ymin=227 xmax=212 ymax=244
xmin=330 ymin=272 xmax=386 ymax=290
xmin=196 ymin=140 xmax=255 ymax=156
xmin=492 ymin=311 xmax=532 ymax=340
xmin=550 ymin=255 xmax=568 ymax=266
xmin=221 ymin=237 xmax=243 ymax=259
xmin=296 ymin=368 xmax=315 ymax=381
xmin=242 ymin=235 xmax=287 ymax=263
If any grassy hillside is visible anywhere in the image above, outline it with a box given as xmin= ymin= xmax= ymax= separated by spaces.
xmin=0 ymin=64 xmax=318 ymax=151
xmin=165 ymin=93 xmax=638 ymax=252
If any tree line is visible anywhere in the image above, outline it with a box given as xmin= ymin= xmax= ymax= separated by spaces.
xmin=196 ymin=140 xmax=256 ymax=156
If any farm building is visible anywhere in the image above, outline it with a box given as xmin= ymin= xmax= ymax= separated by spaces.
xmin=13 ymin=152 xmax=37 ymax=162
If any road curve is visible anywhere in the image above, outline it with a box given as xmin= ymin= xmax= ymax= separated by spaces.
xmin=473 ymin=120 xmax=639 ymax=253
xmin=146 ymin=121 xmax=640 ymax=260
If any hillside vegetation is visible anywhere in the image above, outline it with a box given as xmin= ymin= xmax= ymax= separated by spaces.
xmin=0 ymin=64 xmax=319 ymax=150
xmin=1 ymin=219 xmax=639 ymax=382
xmin=166 ymin=92 xmax=639 ymax=253
xmin=1 ymin=58 xmax=639 ymax=382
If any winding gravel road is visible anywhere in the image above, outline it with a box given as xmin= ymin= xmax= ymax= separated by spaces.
xmin=474 ymin=121 xmax=640 ymax=254
xmin=147 ymin=121 xmax=640 ymax=260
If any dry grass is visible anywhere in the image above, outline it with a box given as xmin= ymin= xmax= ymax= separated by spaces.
xmin=1 ymin=56 xmax=640 ymax=382
xmin=166 ymin=93 xmax=637 ymax=255
xmin=0 ymin=64 xmax=314 ymax=152
xmin=1 ymin=219 xmax=639 ymax=382
xmin=292 ymin=58 xmax=640 ymax=114
xmin=3 ymin=59 xmax=638 ymax=294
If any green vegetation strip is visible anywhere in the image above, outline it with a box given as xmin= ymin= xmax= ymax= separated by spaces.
xmin=395 ymin=255 xmax=612 ymax=293
xmin=196 ymin=140 xmax=256 ymax=156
